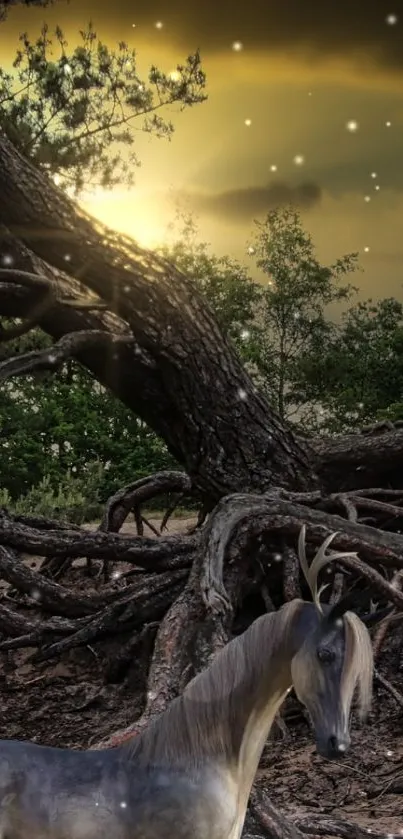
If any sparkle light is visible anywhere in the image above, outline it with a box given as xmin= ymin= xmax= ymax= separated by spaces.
xmin=244 ymin=118 xmax=252 ymax=126
xmin=169 ymin=70 xmax=181 ymax=81
xmin=375 ymin=184 xmax=380 ymax=191
xmin=270 ymin=164 xmax=277 ymax=172
xmin=346 ymin=120 xmax=359 ymax=132
xmin=364 ymin=195 xmax=371 ymax=202
xmin=293 ymin=155 xmax=305 ymax=165
xmin=386 ymin=120 xmax=392 ymax=127
xmin=371 ymin=172 xmax=377 ymax=178
xmin=155 ymin=21 xmax=163 ymax=29
xmin=364 ymin=246 xmax=370 ymax=252
xmin=247 ymin=246 xmax=255 ymax=255
xmin=232 ymin=41 xmax=243 ymax=51
xmin=386 ymin=13 xmax=398 ymax=24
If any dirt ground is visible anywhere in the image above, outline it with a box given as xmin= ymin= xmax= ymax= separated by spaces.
xmin=0 ymin=515 xmax=402 ymax=837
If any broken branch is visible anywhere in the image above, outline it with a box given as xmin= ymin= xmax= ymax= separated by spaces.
xmin=0 ymin=329 xmax=134 ymax=382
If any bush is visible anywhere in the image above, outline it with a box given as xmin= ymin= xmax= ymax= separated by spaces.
xmin=0 ymin=462 xmax=105 ymax=524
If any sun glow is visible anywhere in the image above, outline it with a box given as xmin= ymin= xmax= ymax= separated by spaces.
xmin=79 ymin=188 xmax=169 ymax=249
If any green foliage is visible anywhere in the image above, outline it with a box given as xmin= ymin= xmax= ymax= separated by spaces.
xmin=0 ymin=323 xmax=177 ymax=502
xmin=0 ymin=22 xmax=205 ymax=511
xmin=247 ymin=206 xmax=359 ymax=418
xmin=0 ymin=1 xmax=54 ymax=23
xmin=375 ymin=402 xmax=403 ymax=423
xmin=296 ymin=298 xmax=403 ymax=433
xmin=159 ymin=210 xmax=261 ymax=348
xmin=0 ymin=464 xmax=103 ymax=523
xmin=0 ymin=22 xmax=206 ymax=191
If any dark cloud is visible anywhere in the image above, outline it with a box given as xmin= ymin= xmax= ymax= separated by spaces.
xmin=69 ymin=0 xmax=403 ymax=72
xmin=178 ymin=182 xmax=322 ymax=222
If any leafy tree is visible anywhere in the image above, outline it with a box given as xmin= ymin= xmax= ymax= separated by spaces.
xmin=0 ymin=22 xmax=206 ymax=192
xmin=296 ymin=297 xmax=403 ymax=434
xmin=0 ymin=322 xmax=176 ymax=501
xmin=0 ymin=19 xmax=206 ymax=502
xmin=0 ymin=0 xmax=54 ymax=21
xmin=159 ymin=210 xmax=261 ymax=348
xmin=247 ymin=206 xmax=359 ymax=419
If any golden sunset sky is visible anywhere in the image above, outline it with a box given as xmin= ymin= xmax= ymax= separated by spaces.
xmin=1 ymin=0 xmax=403 ymax=303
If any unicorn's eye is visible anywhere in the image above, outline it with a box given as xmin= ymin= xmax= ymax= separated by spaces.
xmin=317 ymin=647 xmax=335 ymax=665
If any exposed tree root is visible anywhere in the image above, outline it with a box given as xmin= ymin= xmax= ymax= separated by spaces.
xmin=0 ymin=509 xmax=196 ymax=568
xmin=1 ymin=122 xmax=402 ymax=839
xmin=31 ymin=570 xmax=187 ymax=663
xmin=0 ymin=477 xmax=403 ymax=839
xmin=294 ymin=813 xmax=403 ymax=838
xmin=98 ymin=470 xmax=193 ymax=580
xmin=373 ymin=570 xmax=403 ymax=659
xmin=1 ymin=484 xmax=403 ymax=661
xmin=251 ymin=788 xmax=403 ymax=839
xmin=250 ymin=789 xmax=305 ymax=838
xmin=100 ymin=471 xmax=192 ymax=534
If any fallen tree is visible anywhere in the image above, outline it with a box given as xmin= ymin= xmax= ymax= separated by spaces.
xmin=1 ymin=128 xmax=403 ymax=838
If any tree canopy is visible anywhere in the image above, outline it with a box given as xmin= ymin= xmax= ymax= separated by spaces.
xmin=0 ymin=12 xmax=403 ymax=839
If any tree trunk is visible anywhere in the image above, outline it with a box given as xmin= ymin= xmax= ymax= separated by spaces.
xmin=0 ymin=131 xmax=317 ymax=498
xmin=311 ymin=427 xmax=403 ymax=492
xmin=1 ymin=129 xmax=403 ymax=839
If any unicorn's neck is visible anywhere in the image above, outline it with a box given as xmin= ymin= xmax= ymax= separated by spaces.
xmin=228 ymin=609 xmax=295 ymax=787
xmin=124 ymin=601 xmax=302 ymax=778
xmin=217 ymin=603 xmax=301 ymax=839
xmin=184 ymin=602 xmax=300 ymax=763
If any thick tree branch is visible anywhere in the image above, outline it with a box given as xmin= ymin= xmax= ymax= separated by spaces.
xmin=0 ymin=267 xmax=105 ymax=342
xmin=311 ymin=428 xmax=403 ymax=492
xmin=295 ymin=814 xmax=402 ymax=838
xmin=32 ymin=569 xmax=187 ymax=662
xmin=199 ymin=492 xmax=403 ymax=612
xmin=100 ymin=472 xmax=193 ymax=533
xmin=0 ymin=131 xmax=317 ymax=498
xmin=0 ymin=329 xmax=133 ymax=381
xmin=0 ymin=509 xmax=196 ymax=568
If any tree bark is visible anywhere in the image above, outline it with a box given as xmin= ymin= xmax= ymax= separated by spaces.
xmin=0 ymin=131 xmax=317 ymax=498
xmin=311 ymin=428 xmax=403 ymax=491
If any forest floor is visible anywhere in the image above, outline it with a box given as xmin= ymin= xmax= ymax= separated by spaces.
xmin=0 ymin=515 xmax=401 ymax=837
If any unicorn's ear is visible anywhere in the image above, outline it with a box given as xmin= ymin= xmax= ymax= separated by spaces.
xmin=360 ymin=606 xmax=395 ymax=627
xmin=328 ymin=585 xmax=395 ymax=627
xmin=327 ymin=588 xmax=363 ymax=622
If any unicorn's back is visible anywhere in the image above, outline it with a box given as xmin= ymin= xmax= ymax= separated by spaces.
xmin=0 ymin=739 xmax=236 ymax=839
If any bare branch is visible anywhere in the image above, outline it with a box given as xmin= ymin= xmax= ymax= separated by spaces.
xmin=200 ymin=492 xmax=403 ymax=613
xmin=100 ymin=472 xmax=193 ymax=534
xmin=0 ymin=508 xmax=197 ymax=568
xmin=0 ymin=268 xmax=107 ymax=341
xmin=0 ymin=545 xmax=99 ymax=617
xmin=0 ymin=329 xmax=134 ymax=381
xmin=295 ymin=813 xmax=402 ymax=838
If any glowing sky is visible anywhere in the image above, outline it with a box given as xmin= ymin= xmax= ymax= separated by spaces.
xmin=1 ymin=0 xmax=403 ymax=303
